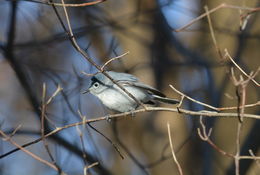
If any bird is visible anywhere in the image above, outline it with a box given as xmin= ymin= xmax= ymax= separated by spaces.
xmin=83 ymin=71 xmax=179 ymax=113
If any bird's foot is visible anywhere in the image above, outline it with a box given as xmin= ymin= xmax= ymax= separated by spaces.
xmin=130 ymin=111 xmax=135 ymax=117
xmin=105 ymin=114 xmax=112 ymax=122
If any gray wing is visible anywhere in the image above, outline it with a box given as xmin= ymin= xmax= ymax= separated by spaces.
xmin=119 ymin=81 xmax=166 ymax=97
xmin=120 ymin=81 xmax=179 ymax=104
xmin=106 ymin=72 xmax=179 ymax=104
xmin=93 ymin=71 xmax=138 ymax=86
xmin=108 ymin=71 xmax=139 ymax=82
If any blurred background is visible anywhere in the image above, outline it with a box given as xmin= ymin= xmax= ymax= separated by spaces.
xmin=0 ymin=0 xmax=259 ymax=174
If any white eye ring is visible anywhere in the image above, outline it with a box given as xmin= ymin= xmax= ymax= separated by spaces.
xmin=93 ymin=82 xmax=99 ymax=88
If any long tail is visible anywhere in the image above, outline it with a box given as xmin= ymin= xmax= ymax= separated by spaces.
xmin=152 ymin=95 xmax=179 ymax=104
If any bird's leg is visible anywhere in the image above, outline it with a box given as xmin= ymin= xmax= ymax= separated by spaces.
xmin=101 ymin=107 xmax=113 ymax=122
xmin=177 ymin=107 xmax=182 ymax=114
xmin=105 ymin=114 xmax=112 ymax=122
xmin=130 ymin=111 xmax=135 ymax=117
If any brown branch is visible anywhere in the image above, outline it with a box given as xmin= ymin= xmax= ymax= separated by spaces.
xmin=87 ymin=123 xmax=124 ymax=159
xmin=75 ymin=124 xmax=88 ymax=165
xmin=167 ymin=122 xmax=183 ymax=175
xmin=81 ymin=51 xmax=130 ymax=77
xmin=78 ymin=108 xmax=124 ymax=159
xmin=1 ymin=106 xmax=259 ymax=159
xmin=248 ymin=150 xmax=260 ymax=169
xmin=84 ymin=162 xmax=99 ymax=175
xmin=174 ymin=3 xmax=257 ymax=32
xmin=240 ymin=7 xmax=260 ymax=30
xmin=48 ymin=0 xmax=105 ymax=7
xmin=197 ymin=116 xmax=234 ymax=158
xmin=100 ymin=51 xmax=130 ymax=70
xmin=170 ymin=84 xmax=219 ymax=111
xmin=225 ymin=49 xmax=260 ymax=87
xmin=7 ymin=0 xmax=106 ymax=7
xmin=217 ymin=101 xmax=260 ymax=111
xmin=230 ymin=64 xmax=252 ymax=175
xmin=8 ymin=125 xmax=22 ymax=138
xmin=234 ymin=122 xmax=242 ymax=175
xmin=204 ymin=5 xmax=223 ymax=59
xmin=41 ymin=83 xmax=61 ymax=172
xmin=0 ymin=129 xmax=59 ymax=171
xmin=170 ymin=84 xmax=259 ymax=111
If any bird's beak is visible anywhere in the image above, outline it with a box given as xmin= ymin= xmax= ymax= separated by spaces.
xmin=82 ymin=89 xmax=90 ymax=94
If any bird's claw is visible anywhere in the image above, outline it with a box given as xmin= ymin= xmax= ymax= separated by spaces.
xmin=106 ymin=114 xmax=112 ymax=122
xmin=130 ymin=111 xmax=135 ymax=117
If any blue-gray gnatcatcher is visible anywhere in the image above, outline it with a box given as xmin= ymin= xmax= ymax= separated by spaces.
xmin=83 ymin=71 xmax=179 ymax=113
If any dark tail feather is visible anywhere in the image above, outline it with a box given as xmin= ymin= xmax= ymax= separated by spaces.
xmin=153 ymin=95 xmax=179 ymax=104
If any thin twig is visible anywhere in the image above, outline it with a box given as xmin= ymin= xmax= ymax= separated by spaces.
xmin=8 ymin=125 xmax=22 ymax=138
xmin=78 ymin=111 xmax=124 ymax=159
xmin=224 ymin=49 xmax=259 ymax=87
xmin=75 ymin=125 xmax=88 ymax=165
xmin=41 ymin=83 xmax=61 ymax=172
xmin=240 ymin=7 xmax=260 ymax=30
xmin=217 ymin=101 xmax=260 ymax=111
xmin=81 ymin=71 xmax=98 ymax=77
xmin=101 ymin=51 xmax=130 ymax=70
xmin=84 ymin=162 xmax=99 ymax=175
xmin=197 ymin=116 xmax=234 ymax=158
xmin=48 ymin=0 xmax=105 ymax=7
xmin=249 ymin=150 xmax=260 ymax=169
xmin=170 ymin=84 xmax=219 ymax=111
xmin=235 ymin=122 xmax=242 ymax=175
xmin=174 ymin=3 xmax=257 ymax=32
xmin=87 ymin=123 xmax=124 ymax=159
xmin=167 ymin=122 xmax=183 ymax=175
xmin=46 ymin=84 xmax=63 ymax=105
xmin=170 ymin=84 xmax=259 ymax=111
xmin=6 ymin=0 xmax=105 ymax=7
xmin=0 ymin=129 xmax=59 ymax=171
xmin=230 ymin=68 xmax=251 ymax=175
xmin=204 ymin=5 xmax=223 ymax=59
xmin=81 ymin=51 xmax=129 ymax=77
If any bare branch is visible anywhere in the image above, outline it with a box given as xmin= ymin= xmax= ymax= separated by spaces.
xmin=101 ymin=51 xmax=130 ymax=70
xmin=0 ymin=129 xmax=59 ymax=171
xmin=170 ymin=84 xmax=259 ymax=111
xmin=174 ymin=3 xmax=257 ymax=32
xmin=84 ymin=162 xmax=99 ymax=175
xmin=204 ymin=5 xmax=223 ymax=59
xmin=6 ymin=0 xmax=105 ymax=7
xmin=225 ymin=49 xmax=260 ymax=87
xmin=48 ymin=0 xmax=105 ymax=7
xmin=217 ymin=101 xmax=260 ymax=111
xmin=197 ymin=116 xmax=234 ymax=158
xmin=248 ymin=150 xmax=260 ymax=169
xmin=170 ymin=84 xmax=219 ymax=111
xmin=46 ymin=84 xmax=63 ymax=105
xmin=40 ymin=83 xmax=61 ymax=171
xmin=167 ymin=122 xmax=183 ymax=175
xmin=1 ymin=106 xmax=260 ymax=159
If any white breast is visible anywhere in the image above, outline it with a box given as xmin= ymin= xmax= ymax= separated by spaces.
xmin=96 ymin=86 xmax=150 ymax=112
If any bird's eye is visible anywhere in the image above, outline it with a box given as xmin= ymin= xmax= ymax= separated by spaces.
xmin=93 ymin=82 xmax=99 ymax=88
